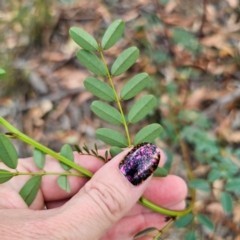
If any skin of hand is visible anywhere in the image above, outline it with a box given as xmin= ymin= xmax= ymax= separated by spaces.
xmin=0 ymin=147 xmax=187 ymax=240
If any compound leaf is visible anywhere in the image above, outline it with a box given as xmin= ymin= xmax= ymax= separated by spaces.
xmin=101 ymin=19 xmax=125 ymax=50
xmin=175 ymin=213 xmax=194 ymax=228
xmin=196 ymin=214 xmax=214 ymax=231
xmin=0 ymin=169 xmax=13 ymax=183
xmin=84 ymin=77 xmax=115 ymax=101
xmin=69 ymin=27 xmax=98 ymax=51
xmin=60 ymin=144 xmax=74 ymax=171
xmin=128 ymin=95 xmax=156 ymax=123
xmin=220 ymin=192 xmax=233 ymax=213
xmin=57 ymin=175 xmax=71 ymax=193
xmin=19 ymin=176 xmax=42 ymax=206
xmin=120 ymin=73 xmax=150 ymax=100
xmin=110 ymin=146 xmax=123 ymax=158
xmin=0 ymin=135 xmax=18 ymax=169
xmin=77 ymin=50 xmax=107 ymax=76
xmin=189 ymin=179 xmax=210 ymax=192
xmin=91 ymin=101 xmax=122 ymax=125
xmin=111 ymin=47 xmax=139 ymax=76
xmin=33 ymin=148 xmax=46 ymax=169
xmin=96 ymin=128 xmax=128 ymax=147
xmin=134 ymin=123 xmax=163 ymax=145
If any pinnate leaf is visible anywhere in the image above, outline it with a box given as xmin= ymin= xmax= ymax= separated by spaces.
xmin=220 ymin=192 xmax=233 ymax=213
xmin=0 ymin=169 xmax=13 ymax=183
xmin=134 ymin=123 xmax=163 ymax=145
xmin=196 ymin=214 xmax=214 ymax=231
xmin=0 ymin=69 xmax=6 ymax=79
xmin=110 ymin=146 xmax=123 ymax=158
xmin=77 ymin=50 xmax=107 ymax=76
xmin=96 ymin=128 xmax=128 ymax=147
xmin=189 ymin=179 xmax=210 ymax=192
xmin=0 ymin=135 xmax=18 ymax=169
xmin=60 ymin=144 xmax=74 ymax=171
xmin=101 ymin=19 xmax=125 ymax=50
xmin=120 ymin=73 xmax=150 ymax=100
xmin=185 ymin=231 xmax=196 ymax=240
xmin=19 ymin=176 xmax=42 ymax=206
xmin=111 ymin=47 xmax=139 ymax=76
xmin=84 ymin=77 xmax=115 ymax=101
xmin=57 ymin=175 xmax=71 ymax=193
xmin=175 ymin=213 xmax=194 ymax=228
xmin=128 ymin=95 xmax=156 ymax=123
xmin=91 ymin=101 xmax=122 ymax=125
xmin=69 ymin=27 xmax=98 ymax=51
xmin=207 ymin=169 xmax=221 ymax=182
xmin=33 ymin=148 xmax=46 ymax=169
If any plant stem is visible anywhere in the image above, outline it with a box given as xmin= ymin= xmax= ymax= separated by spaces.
xmin=0 ymin=171 xmax=84 ymax=177
xmin=0 ymin=117 xmax=93 ymax=178
xmin=98 ymin=47 xmax=132 ymax=147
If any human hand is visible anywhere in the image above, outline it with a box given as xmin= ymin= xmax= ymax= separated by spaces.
xmin=0 ymin=143 xmax=187 ymax=240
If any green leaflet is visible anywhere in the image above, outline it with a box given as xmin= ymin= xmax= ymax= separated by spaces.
xmin=19 ymin=176 xmax=42 ymax=206
xmin=133 ymin=123 xmax=163 ymax=145
xmin=0 ymin=169 xmax=13 ymax=183
xmin=134 ymin=227 xmax=158 ymax=239
xmin=120 ymin=73 xmax=150 ymax=100
xmin=185 ymin=231 xmax=196 ymax=240
xmin=101 ymin=19 xmax=125 ymax=50
xmin=0 ymin=135 xmax=18 ymax=169
xmin=225 ymin=178 xmax=240 ymax=192
xmin=77 ymin=50 xmax=107 ymax=76
xmin=0 ymin=68 xmax=6 ymax=79
xmin=220 ymin=192 xmax=233 ymax=213
xmin=188 ymin=178 xmax=210 ymax=192
xmin=96 ymin=128 xmax=128 ymax=147
xmin=111 ymin=47 xmax=139 ymax=76
xmin=153 ymin=167 xmax=168 ymax=177
xmin=196 ymin=214 xmax=215 ymax=231
xmin=110 ymin=146 xmax=123 ymax=158
xmin=128 ymin=95 xmax=156 ymax=123
xmin=91 ymin=101 xmax=123 ymax=125
xmin=175 ymin=213 xmax=194 ymax=228
xmin=207 ymin=169 xmax=221 ymax=182
xmin=33 ymin=148 xmax=46 ymax=169
xmin=60 ymin=144 xmax=74 ymax=171
xmin=84 ymin=77 xmax=115 ymax=101
xmin=57 ymin=175 xmax=71 ymax=193
xmin=69 ymin=27 xmax=98 ymax=51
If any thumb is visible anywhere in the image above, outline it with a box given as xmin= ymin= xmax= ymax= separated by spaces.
xmin=58 ymin=143 xmax=161 ymax=240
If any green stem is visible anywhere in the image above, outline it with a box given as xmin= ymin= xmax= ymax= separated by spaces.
xmin=0 ymin=117 xmax=93 ymax=178
xmin=98 ymin=47 xmax=132 ymax=147
xmin=0 ymin=171 xmax=84 ymax=177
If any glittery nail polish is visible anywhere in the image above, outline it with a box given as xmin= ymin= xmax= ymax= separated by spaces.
xmin=119 ymin=142 xmax=161 ymax=186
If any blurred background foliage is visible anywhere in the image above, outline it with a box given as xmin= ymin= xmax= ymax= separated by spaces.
xmin=1 ymin=0 xmax=240 ymax=239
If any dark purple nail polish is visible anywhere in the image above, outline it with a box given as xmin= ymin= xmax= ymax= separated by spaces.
xmin=119 ymin=142 xmax=160 ymax=186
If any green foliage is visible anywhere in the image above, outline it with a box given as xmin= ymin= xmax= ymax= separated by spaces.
xmin=0 ymin=135 xmax=18 ymax=169
xmin=76 ymin=50 xmax=107 ymax=76
xmin=153 ymin=167 xmax=168 ymax=177
xmin=134 ymin=227 xmax=159 ymax=239
xmin=60 ymin=144 xmax=74 ymax=171
xmin=120 ymin=73 xmax=150 ymax=100
xmin=188 ymin=179 xmax=210 ymax=192
xmin=96 ymin=128 xmax=128 ymax=147
xmin=220 ymin=192 xmax=233 ymax=213
xmin=110 ymin=146 xmax=123 ymax=158
xmin=175 ymin=213 xmax=194 ymax=228
xmin=19 ymin=176 xmax=42 ymax=206
xmin=207 ymin=169 xmax=221 ymax=182
xmin=33 ymin=148 xmax=46 ymax=169
xmin=0 ymin=169 xmax=13 ymax=183
xmin=134 ymin=123 xmax=163 ymax=145
xmin=185 ymin=231 xmax=196 ymax=240
xmin=225 ymin=178 xmax=240 ymax=192
xmin=84 ymin=77 xmax=115 ymax=101
xmin=57 ymin=175 xmax=71 ymax=193
xmin=128 ymin=95 xmax=156 ymax=123
xmin=196 ymin=214 xmax=215 ymax=231
xmin=90 ymin=101 xmax=123 ymax=125
xmin=0 ymin=69 xmax=6 ymax=79
xmin=69 ymin=27 xmax=98 ymax=51
xmin=101 ymin=19 xmax=125 ymax=50
xmin=111 ymin=47 xmax=139 ymax=76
